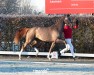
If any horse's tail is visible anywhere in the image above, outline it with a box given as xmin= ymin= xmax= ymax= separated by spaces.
xmin=14 ymin=28 xmax=30 ymax=45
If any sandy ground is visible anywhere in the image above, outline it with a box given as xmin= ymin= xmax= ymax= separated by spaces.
xmin=0 ymin=55 xmax=94 ymax=75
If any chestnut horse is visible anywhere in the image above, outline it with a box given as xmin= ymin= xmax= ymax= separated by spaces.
xmin=14 ymin=16 xmax=66 ymax=60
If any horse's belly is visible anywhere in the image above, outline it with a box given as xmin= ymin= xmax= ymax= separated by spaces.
xmin=36 ymin=30 xmax=59 ymax=42
xmin=36 ymin=33 xmax=52 ymax=42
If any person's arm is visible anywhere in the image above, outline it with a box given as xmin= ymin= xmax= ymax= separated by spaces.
xmin=73 ymin=19 xmax=79 ymax=29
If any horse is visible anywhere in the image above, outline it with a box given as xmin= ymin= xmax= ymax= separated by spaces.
xmin=14 ymin=16 xmax=67 ymax=60
xmin=14 ymin=16 xmax=79 ymax=60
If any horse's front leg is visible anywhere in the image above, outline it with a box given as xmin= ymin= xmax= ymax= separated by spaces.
xmin=47 ymin=42 xmax=55 ymax=60
xmin=30 ymin=40 xmax=39 ymax=56
xmin=34 ymin=47 xmax=39 ymax=56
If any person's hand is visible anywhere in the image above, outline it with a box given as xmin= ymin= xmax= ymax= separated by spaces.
xmin=73 ymin=24 xmax=78 ymax=29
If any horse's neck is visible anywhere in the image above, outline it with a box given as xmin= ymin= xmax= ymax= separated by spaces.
xmin=54 ymin=17 xmax=64 ymax=31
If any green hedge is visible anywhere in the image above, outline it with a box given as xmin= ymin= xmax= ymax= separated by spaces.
xmin=0 ymin=16 xmax=94 ymax=53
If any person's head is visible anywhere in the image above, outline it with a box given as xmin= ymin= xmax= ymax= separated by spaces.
xmin=64 ymin=17 xmax=72 ymax=27
xmin=64 ymin=17 xmax=69 ymax=24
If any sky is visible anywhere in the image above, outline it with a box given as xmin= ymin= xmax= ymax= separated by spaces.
xmin=30 ymin=0 xmax=45 ymax=12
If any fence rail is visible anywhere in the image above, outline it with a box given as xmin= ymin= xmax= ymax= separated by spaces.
xmin=0 ymin=51 xmax=94 ymax=58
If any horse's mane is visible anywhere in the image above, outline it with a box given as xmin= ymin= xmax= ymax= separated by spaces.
xmin=52 ymin=16 xmax=65 ymax=31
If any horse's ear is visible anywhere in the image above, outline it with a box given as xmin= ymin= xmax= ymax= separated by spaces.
xmin=76 ymin=19 xmax=79 ymax=25
xmin=60 ymin=16 xmax=65 ymax=20
xmin=63 ymin=20 xmax=65 ymax=25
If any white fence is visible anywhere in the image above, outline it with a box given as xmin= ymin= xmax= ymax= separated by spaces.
xmin=0 ymin=42 xmax=94 ymax=58
xmin=0 ymin=51 xmax=94 ymax=58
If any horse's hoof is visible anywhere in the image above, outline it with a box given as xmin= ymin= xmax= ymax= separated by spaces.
xmin=19 ymin=56 xmax=22 ymax=60
xmin=47 ymin=55 xmax=49 ymax=59
xmin=27 ymin=56 xmax=30 ymax=58
xmin=48 ymin=58 xmax=51 ymax=61
xmin=19 ymin=58 xmax=22 ymax=60
xmin=47 ymin=55 xmax=51 ymax=61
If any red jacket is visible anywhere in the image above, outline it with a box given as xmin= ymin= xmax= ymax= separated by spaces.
xmin=63 ymin=25 xmax=72 ymax=39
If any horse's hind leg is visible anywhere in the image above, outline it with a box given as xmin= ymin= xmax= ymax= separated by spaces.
xmin=19 ymin=41 xmax=29 ymax=60
xmin=19 ymin=28 xmax=36 ymax=60
xmin=19 ymin=37 xmax=32 ymax=60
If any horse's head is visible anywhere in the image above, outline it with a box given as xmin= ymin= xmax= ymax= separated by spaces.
xmin=64 ymin=15 xmax=79 ymax=29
